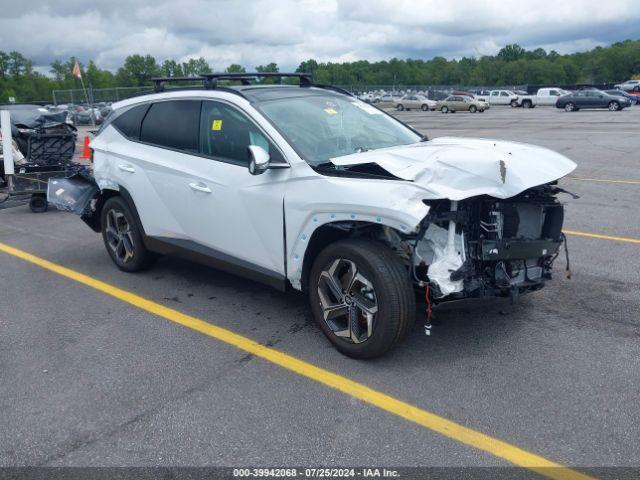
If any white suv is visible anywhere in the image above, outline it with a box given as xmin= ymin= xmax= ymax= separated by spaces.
xmin=55 ymin=73 xmax=576 ymax=358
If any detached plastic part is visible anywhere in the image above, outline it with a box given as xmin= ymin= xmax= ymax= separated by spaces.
xmin=418 ymin=221 xmax=466 ymax=297
xmin=47 ymin=174 xmax=99 ymax=215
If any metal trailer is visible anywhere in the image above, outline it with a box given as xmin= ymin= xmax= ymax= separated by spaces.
xmin=3 ymin=163 xmax=88 ymax=212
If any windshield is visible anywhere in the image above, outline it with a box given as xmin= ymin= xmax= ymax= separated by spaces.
xmin=257 ymin=93 xmax=422 ymax=166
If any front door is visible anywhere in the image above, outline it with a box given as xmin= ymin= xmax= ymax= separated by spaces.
xmin=176 ymin=100 xmax=290 ymax=284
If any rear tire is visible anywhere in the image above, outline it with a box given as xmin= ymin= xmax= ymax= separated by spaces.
xmin=441 ymin=106 xmax=448 ymax=113
xmin=523 ymin=100 xmax=533 ymax=108
xmin=397 ymin=104 xmax=405 ymax=111
xmin=308 ymin=239 xmax=415 ymax=359
xmin=510 ymin=100 xmax=519 ymax=108
xmin=564 ymin=102 xmax=576 ymax=112
xmin=421 ymin=104 xmax=429 ymax=111
xmin=101 ymin=196 xmax=156 ymax=272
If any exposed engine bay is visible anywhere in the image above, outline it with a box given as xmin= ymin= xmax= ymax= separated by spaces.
xmin=383 ymin=183 xmax=568 ymax=302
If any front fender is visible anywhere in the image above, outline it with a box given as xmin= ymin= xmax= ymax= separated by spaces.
xmin=283 ymin=175 xmax=430 ymax=290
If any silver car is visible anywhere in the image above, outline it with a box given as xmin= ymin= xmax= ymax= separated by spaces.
xmin=396 ymin=95 xmax=436 ymax=111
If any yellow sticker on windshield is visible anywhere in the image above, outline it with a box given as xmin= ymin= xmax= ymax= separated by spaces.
xmin=323 ymin=107 xmax=338 ymax=115
xmin=212 ymin=119 xmax=223 ymax=131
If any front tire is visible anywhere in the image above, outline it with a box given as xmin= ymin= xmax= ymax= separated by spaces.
xmin=469 ymin=105 xmax=477 ymax=113
xmin=608 ymin=101 xmax=620 ymax=111
xmin=564 ymin=102 xmax=576 ymax=112
xmin=421 ymin=104 xmax=429 ymax=111
xmin=511 ymin=100 xmax=519 ymax=108
xmin=101 ymin=196 xmax=156 ymax=272
xmin=308 ymin=239 xmax=415 ymax=359
xmin=440 ymin=106 xmax=448 ymax=113
xmin=396 ymin=104 xmax=405 ymax=111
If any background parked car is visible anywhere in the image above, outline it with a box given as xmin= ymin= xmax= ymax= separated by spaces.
xmin=514 ymin=87 xmax=570 ymax=108
xmin=437 ymin=95 xmax=489 ymax=113
xmin=474 ymin=89 xmax=519 ymax=106
xmin=555 ymin=90 xmax=632 ymax=111
xmin=614 ymin=79 xmax=640 ymax=91
xmin=73 ymin=108 xmax=102 ymax=125
xmin=377 ymin=93 xmax=397 ymax=106
xmin=451 ymin=90 xmax=475 ymax=98
xmin=396 ymin=94 xmax=436 ymax=111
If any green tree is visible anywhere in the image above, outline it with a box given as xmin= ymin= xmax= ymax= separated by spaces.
xmin=116 ymin=54 xmax=159 ymax=86
xmin=225 ymin=64 xmax=246 ymax=73
xmin=160 ymin=59 xmax=184 ymax=77
xmin=0 ymin=51 xmax=9 ymax=79
xmin=182 ymin=57 xmax=211 ymax=76
xmin=498 ymin=44 xmax=526 ymax=62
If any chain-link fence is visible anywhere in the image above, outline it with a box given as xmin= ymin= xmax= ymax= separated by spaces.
xmin=51 ymin=86 xmax=151 ymax=105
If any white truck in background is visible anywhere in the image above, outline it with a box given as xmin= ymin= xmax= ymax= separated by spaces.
xmin=513 ymin=88 xmax=571 ymax=108
xmin=474 ymin=90 xmax=519 ymax=106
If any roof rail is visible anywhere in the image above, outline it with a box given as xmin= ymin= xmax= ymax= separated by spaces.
xmin=151 ymin=72 xmax=313 ymax=92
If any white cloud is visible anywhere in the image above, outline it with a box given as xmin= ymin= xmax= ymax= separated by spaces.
xmin=0 ymin=0 xmax=638 ymax=73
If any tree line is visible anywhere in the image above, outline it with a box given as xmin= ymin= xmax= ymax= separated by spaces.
xmin=1 ymin=40 xmax=639 ymax=103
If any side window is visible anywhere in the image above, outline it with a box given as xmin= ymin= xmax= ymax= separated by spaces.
xmin=112 ymin=103 xmax=150 ymax=140
xmin=490 ymin=91 xmax=498 ymax=96
xmin=140 ymin=100 xmax=200 ymax=153
xmin=500 ymin=91 xmax=509 ymax=96
xmin=199 ymin=100 xmax=284 ymax=166
xmin=549 ymin=90 xmax=559 ymax=96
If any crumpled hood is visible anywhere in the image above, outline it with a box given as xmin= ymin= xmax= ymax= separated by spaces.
xmin=330 ymin=137 xmax=577 ymax=200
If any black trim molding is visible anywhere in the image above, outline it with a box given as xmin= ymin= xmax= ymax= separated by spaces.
xmin=145 ymin=236 xmax=287 ymax=292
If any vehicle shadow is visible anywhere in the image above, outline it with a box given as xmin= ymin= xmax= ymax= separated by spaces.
xmin=150 ymin=255 xmax=526 ymax=366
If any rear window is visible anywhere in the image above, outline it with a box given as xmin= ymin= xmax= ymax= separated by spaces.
xmin=140 ymin=100 xmax=200 ymax=153
xmin=111 ymin=104 xmax=150 ymax=140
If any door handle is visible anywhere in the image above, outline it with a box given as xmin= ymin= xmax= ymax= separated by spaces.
xmin=189 ymin=182 xmax=212 ymax=193
xmin=118 ymin=164 xmax=135 ymax=173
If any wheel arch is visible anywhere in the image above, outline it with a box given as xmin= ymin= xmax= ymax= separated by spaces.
xmin=293 ymin=218 xmax=416 ymax=293
xmin=82 ymin=185 xmax=146 ymax=243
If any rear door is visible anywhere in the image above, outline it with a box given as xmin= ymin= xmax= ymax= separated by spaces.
xmin=136 ymin=99 xmax=202 ymax=238
xmin=573 ymin=92 xmax=588 ymax=108
xmin=105 ymin=101 xmax=190 ymax=238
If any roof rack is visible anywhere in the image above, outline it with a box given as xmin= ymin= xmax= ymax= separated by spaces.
xmin=151 ymin=72 xmax=313 ymax=93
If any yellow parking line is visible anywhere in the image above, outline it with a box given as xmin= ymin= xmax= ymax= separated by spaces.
xmin=563 ymin=229 xmax=640 ymax=244
xmin=564 ymin=177 xmax=640 ymax=185
xmin=0 ymin=241 xmax=594 ymax=480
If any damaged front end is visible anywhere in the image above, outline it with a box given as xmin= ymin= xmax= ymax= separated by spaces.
xmin=410 ymin=184 xmax=568 ymax=302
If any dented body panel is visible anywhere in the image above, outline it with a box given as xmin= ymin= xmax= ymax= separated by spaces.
xmin=331 ymin=137 xmax=577 ymax=200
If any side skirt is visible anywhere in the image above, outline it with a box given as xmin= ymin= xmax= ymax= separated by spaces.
xmin=145 ymin=236 xmax=288 ymax=292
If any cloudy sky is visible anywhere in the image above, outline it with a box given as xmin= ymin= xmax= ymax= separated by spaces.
xmin=1 ymin=0 xmax=639 ymax=73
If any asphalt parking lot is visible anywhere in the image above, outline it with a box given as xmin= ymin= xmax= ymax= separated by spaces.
xmin=1 ymin=106 xmax=639 ymax=478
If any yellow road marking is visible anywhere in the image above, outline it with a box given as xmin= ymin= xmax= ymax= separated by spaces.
xmin=0 ymin=241 xmax=594 ymax=480
xmin=563 ymin=229 xmax=640 ymax=244
xmin=564 ymin=177 xmax=640 ymax=185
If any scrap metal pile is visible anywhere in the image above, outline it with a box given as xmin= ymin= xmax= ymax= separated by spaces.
xmin=1 ymin=105 xmax=80 ymax=212
xmin=0 ymin=106 xmax=77 ymax=177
